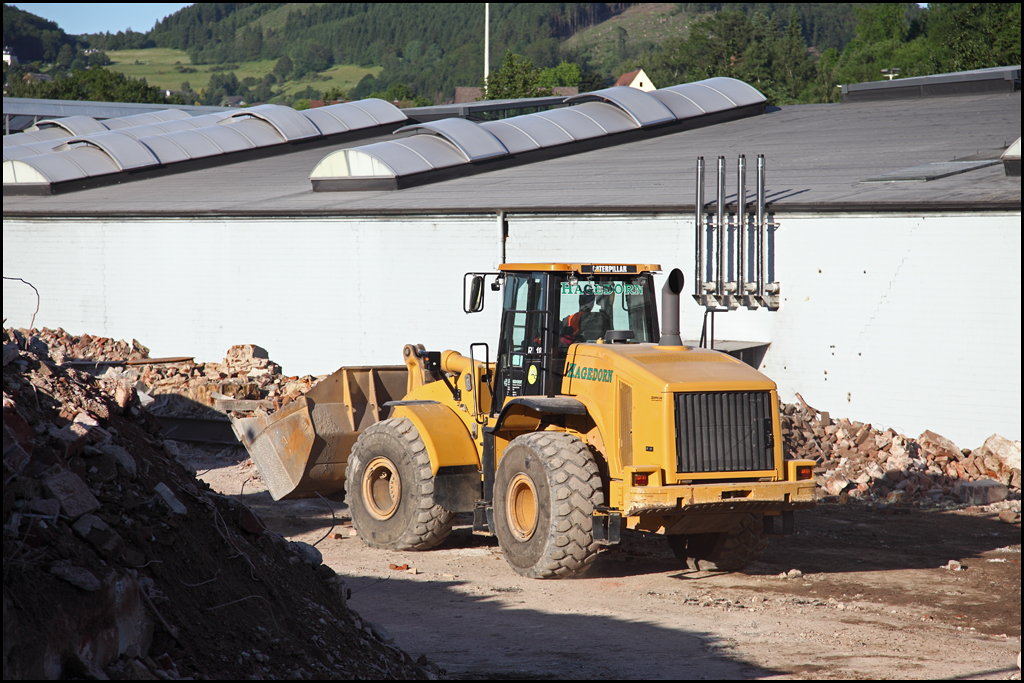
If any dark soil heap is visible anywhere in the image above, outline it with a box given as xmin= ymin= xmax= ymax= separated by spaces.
xmin=3 ymin=328 xmax=442 ymax=680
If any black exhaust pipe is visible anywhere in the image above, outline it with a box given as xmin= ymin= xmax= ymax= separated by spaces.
xmin=659 ymin=268 xmax=685 ymax=346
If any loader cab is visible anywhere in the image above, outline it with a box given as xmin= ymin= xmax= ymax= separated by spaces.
xmin=488 ymin=264 xmax=661 ymax=408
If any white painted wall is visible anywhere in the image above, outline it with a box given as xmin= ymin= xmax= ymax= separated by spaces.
xmin=4 ymin=211 xmax=1020 ymax=447
xmin=505 ymin=212 xmax=1022 ymax=448
xmin=3 ymin=216 xmax=504 ymax=377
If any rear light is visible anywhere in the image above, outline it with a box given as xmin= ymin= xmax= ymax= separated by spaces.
xmin=632 ymin=473 xmax=649 ymax=486
xmin=796 ymin=465 xmax=813 ymax=481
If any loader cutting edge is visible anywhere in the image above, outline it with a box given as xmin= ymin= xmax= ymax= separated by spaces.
xmin=231 ymin=365 xmax=407 ymax=500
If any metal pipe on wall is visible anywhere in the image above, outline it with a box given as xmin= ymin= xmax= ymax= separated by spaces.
xmin=756 ymin=154 xmax=766 ymax=298
xmin=716 ymin=156 xmax=726 ymax=299
xmin=737 ymin=154 xmax=746 ymax=297
xmin=695 ymin=156 xmax=705 ymax=297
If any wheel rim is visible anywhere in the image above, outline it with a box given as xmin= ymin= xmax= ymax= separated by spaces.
xmin=362 ymin=456 xmax=402 ymax=520
xmin=506 ymin=473 xmax=539 ymax=541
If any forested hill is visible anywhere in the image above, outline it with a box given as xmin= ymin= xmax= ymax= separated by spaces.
xmin=2 ymin=3 xmax=78 ymax=63
xmin=138 ymin=3 xmax=634 ymax=99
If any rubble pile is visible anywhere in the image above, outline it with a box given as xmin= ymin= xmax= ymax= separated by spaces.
xmin=3 ymin=328 xmax=440 ymax=680
xmin=780 ymin=399 xmax=1021 ymax=507
xmin=18 ymin=329 xmax=323 ymax=418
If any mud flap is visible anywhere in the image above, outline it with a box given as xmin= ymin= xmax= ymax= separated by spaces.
xmin=763 ymin=510 xmax=794 ymax=536
xmin=433 ymin=465 xmax=481 ymax=513
xmin=592 ymin=512 xmax=621 ymax=545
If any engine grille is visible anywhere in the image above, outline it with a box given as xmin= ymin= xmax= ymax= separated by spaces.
xmin=674 ymin=391 xmax=775 ymax=473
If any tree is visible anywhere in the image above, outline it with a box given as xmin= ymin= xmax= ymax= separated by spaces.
xmin=480 ymin=52 xmax=554 ymax=100
xmin=538 ymin=61 xmax=583 ymax=88
xmin=273 ymin=55 xmax=293 ymax=80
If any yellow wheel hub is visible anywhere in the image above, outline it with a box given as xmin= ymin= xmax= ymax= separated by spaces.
xmin=506 ymin=473 xmax=539 ymax=541
xmin=362 ymin=457 xmax=402 ymax=520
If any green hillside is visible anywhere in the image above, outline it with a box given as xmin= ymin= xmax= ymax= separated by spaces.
xmin=101 ymin=48 xmax=379 ymax=100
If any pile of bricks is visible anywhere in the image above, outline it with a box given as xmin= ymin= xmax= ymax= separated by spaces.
xmin=780 ymin=399 xmax=1021 ymax=506
xmin=14 ymin=329 xmax=322 ymax=417
xmin=3 ymin=328 xmax=440 ymax=679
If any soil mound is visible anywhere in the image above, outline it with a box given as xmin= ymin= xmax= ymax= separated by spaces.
xmin=3 ymin=328 xmax=442 ymax=680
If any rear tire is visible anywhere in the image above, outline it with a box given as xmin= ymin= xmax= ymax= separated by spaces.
xmin=493 ymin=432 xmax=603 ymax=579
xmin=667 ymin=514 xmax=768 ymax=571
xmin=346 ymin=417 xmax=453 ymax=550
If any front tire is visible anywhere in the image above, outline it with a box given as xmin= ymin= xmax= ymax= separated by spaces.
xmin=346 ymin=417 xmax=453 ymax=550
xmin=493 ymin=432 xmax=603 ymax=578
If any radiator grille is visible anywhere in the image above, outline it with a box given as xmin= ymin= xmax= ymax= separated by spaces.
xmin=675 ymin=391 xmax=774 ymax=473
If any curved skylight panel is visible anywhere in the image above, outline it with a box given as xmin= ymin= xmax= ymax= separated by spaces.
xmin=10 ymin=148 xmax=114 ymax=184
xmin=118 ymin=109 xmax=192 ymax=127
xmin=4 ymin=159 xmax=49 ymax=185
xmin=161 ymin=130 xmax=224 ymax=159
xmin=193 ymin=125 xmax=257 ymax=154
xmin=223 ymin=104 xmax=320 ymax=140
xmin=346 ymin=141 xmax=434 ymax=176
xmin=134 ymin=135 xmax=191 ymax=165
xmin=698 ymin=77 xmax=767 ymax=107
xmin=659 ymin=82 xmax=733 ymax=114
xmin=506 ymin=114 xmax=575 ymax=148
xmin=35 ymin=115 xmax=109 ymax=136
xmin=2 ymin=139 xmax=64 ymax=161
xmin=309 ymin=148 xmax=396 ymax=179
xmin=646 ymin=89 xmax=707 ymax=119
xmin=300 ymin=108 xmax=351 ymax=135
xmin=340 ymin=99 xmax=407 ymax=126
xmin=533 ymin=107 xmax=609 ymax=141
xmin=58 ymin=132 xmax=158 ymax=170
xmin=394 ymin=118 xmax=508 ymax=161
xmin=567 ymin=101 xmax=638 ymax=135
xmin=564 ymin=87 xmax=674 ymax=127
xmin=477 ymin=120 xmax=541 ymax=155
xmin=112 ymin=123 xmax=169 ymax=139
xmin=3 ymin=128 xmax=69 ymax=147
xmin=226 ymin=119 xmax=287 ymax=147
xmin=59 ymin=146 xmax=124 ymax=177
xmin=4 ymin=157 xmax=76 ymax=184
xmin=148 ymin=118 xmax=208 ymax=133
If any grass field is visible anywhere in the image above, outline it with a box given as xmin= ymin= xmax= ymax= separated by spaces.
xmin=104 ymin=47 xmax=380 ymax=100
xmin=563 ymin=3 xmax=694 ymax=77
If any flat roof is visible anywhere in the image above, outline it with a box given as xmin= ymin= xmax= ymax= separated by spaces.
xmin=4 ymin=90 xmax=1019 ymax=217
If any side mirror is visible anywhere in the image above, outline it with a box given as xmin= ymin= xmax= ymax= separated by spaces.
xmin=469 ymin=275 xmax=485 ymax=313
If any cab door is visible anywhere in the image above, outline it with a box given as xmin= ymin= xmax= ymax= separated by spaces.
xmin=494 ymin=272 xmax=553 ymax=404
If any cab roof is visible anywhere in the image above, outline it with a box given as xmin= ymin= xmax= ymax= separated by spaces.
xmin=499 ymin=263 xmax=660 ymax=274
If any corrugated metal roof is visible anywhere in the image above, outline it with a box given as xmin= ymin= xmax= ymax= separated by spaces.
xmin=3 ymin=90 xmax=1019 ymax=214
xmin=3 ymin=100 xmax=408 ymax=194
xmin=311 ymin=77 xmax=766 ymax=190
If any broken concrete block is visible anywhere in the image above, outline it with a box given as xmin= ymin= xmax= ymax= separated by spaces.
xmin=2 ymin=343 xmax=19 ymax=367
xmin=973 ymin=435 xmax=1021 ymax=473
xmin=99 ymin=444 xmax=137 ymax=480
xmin=289 ymin=541 xmax=322 ymax=566
xmin=956 ymin=478 xmax=1009 ymax=506
xmin=919 ymin=430 xmax=961 ymax=461
xmin=42 ymin=470 xmax=100 ymax=519
xmin=49 ymin=423 xmax=90 ymax=458
xmin=824 ymin=473 xmax=849 ymax=496
xmin=153 ymin=482 xmax=187 ymax=515
xmin=50 ymin=563 xmax=101 ymax=591
xmin=28 ymin=497 xmax=61 ymax=518
xmin=72 ymin=514 xmax=125 ymax=559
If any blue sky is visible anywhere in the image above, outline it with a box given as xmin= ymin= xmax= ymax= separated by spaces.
xmin=11 ymin=3 xmax=193 ymax=35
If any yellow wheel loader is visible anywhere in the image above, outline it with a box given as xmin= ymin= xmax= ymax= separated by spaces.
xmin=232 ymin=264 xmax=816 ymax=578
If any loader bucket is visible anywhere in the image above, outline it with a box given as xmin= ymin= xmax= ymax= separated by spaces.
xmin=231 ymin=366 xmax=408 ymax=500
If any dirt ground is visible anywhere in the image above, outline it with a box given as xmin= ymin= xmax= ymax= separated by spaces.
xmin=185 ymin=442 xmax=1022 ymax=681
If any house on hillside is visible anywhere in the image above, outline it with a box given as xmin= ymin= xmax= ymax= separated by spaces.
xmin=615 ymin=68 xmax=655 ymax=91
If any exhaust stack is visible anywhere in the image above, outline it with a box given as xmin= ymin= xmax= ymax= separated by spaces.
xmin=659 ymin=268 xmax=686 ymax=346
